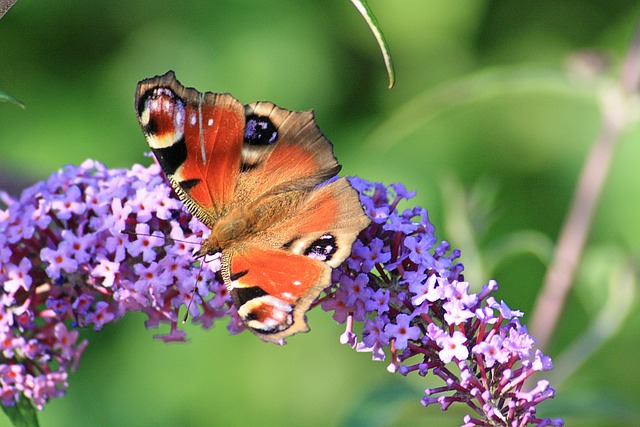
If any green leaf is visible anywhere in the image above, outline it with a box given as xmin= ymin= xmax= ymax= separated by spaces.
xmin=0 ymin=90 xmax=26 ymax=108
xmin=351 ymin=0 xmax=396 ymax=88
xmin=2 ymin=395 xmax=40 ymax=427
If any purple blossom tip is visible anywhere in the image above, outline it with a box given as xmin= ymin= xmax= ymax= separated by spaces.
xmin=323 ymin=176 xmax=562 ymax=426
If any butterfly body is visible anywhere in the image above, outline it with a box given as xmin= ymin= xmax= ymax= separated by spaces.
xmin=135 ymin=71 xmax=369 ymax=343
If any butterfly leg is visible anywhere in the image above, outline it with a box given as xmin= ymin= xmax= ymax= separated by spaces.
xmin=220 ymin=251 xmax=233 ymax=291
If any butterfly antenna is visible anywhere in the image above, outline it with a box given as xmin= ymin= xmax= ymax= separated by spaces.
xmin=182 ymin=257 xmax=206 ymax=324
xmin=120 ymin=229 xmax=168 ymax=241
xmin=120 ymin=229 xmax=200 ymax=246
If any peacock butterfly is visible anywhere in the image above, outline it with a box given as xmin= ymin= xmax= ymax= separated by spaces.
xmin=134 ymin=71 xmax=370 ymax=343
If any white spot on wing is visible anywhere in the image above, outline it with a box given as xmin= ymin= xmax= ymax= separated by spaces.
xmin=147 ymin=133 xmax=176 ymax=150
xmin=139 ymin=108 xmax=150 ymax=126
xmin=173 ymin=106 xmax=185 ymax=143
xmin=307 ymin=252 xmax=327 ymax=261
xmin=198 ymin=93 xmax=206 ymax=163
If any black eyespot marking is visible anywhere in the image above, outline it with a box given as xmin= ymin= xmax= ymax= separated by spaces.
xmin=151 ymin=140 xmax=187 ymax=176
xmin=282 ymin=237 xmax=298 ymax=250
xmin=250 ymin=312 xmax=293 ymax=335
xmin=244 ymin=115 xmax=278 ymax=145
xmin=136 ymin=89 xmax=155 ymax=119
xmin=231 ymin=286 xmax=268 ymax=308
xmin=179 ymin=179 xmax=200 ymax=193
xmin=240 ymin=162 xmax=259 ymax=173
xmin=230 ymin=270 xmax=248 ymax=282
xmin=145 ymin=117 xmax=158 ymax=135
xmin=304 ymin=234 xmax=337 ymax=262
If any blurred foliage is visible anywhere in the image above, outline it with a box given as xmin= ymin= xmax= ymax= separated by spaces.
xmin=1 ymin=396 xmax=38 ymax=427
xmin=1 ymin=1 xmax=640 ymax=426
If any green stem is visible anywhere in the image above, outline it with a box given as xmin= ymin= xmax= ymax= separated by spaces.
xmin=351 ymin=0 xmax=396 ymax=88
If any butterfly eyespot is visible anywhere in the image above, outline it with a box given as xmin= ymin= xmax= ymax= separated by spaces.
xmin=178 ymin=178 xmax=200 ymax=192
xmin=232 ymin=285 xmax=267 ymax=307
xmin=244 ymin=115 xmax=278 ymax=145
xmin=304 ymin=234 xmax=338 ymax=262
xmin=236 ymin=294 xmax=294 ymax=334
xmin=145 ymin=116 xmax=158 ymax=135
xmin=138 ymin=87 xmax=186 ymax=150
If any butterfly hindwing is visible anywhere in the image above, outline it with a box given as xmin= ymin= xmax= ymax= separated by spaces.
xmin=229 ymin=246 xmax=330 ymax=342
xmin=228 ymin=177 xmax=370 ymax=342
xmin=253 ymin=177 xmax=369 ymax=267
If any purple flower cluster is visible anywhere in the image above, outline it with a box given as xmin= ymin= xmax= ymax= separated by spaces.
xmin=0 ymin=160 xmax=562 ymax=425
xmin=0 ymin=160 xmax=232 ymax=410
xmin=320 ymin=178 xmax=563 ymax=427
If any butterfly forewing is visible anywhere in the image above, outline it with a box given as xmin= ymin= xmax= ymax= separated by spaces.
xmin=245 ymin=102 xmax=341 ymax=187
xmin=135 ymin=71 xmax=244 ymax=225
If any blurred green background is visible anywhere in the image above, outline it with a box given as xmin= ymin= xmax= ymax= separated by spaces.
xmin=2 ymin=1 xmax=640 ymax=426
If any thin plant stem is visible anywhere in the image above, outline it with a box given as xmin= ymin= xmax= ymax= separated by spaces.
xmin=530 ymin=24 xmax=640 ymax=350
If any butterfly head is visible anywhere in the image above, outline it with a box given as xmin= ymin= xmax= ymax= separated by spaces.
xmin=196 ymin=236 xmax=222 ymax=258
